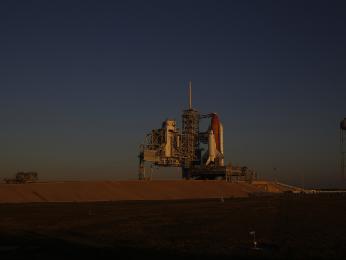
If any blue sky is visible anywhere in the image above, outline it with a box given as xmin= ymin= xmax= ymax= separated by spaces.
xmin=1 ymin=0 xmax=345 ymax=187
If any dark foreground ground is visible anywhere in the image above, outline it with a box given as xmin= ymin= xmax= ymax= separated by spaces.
xmin=0 ymin=194 xmax=346 ymax=259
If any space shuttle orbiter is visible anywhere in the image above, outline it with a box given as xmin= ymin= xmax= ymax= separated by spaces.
xmin=205 ymin=113 xmax=224 ymax=166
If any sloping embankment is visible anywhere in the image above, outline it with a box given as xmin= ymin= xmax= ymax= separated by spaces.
xmin=0 ymin=180 xmax=301 ymax=203
xmin=252 ymin=180 xmax=304 ymax=193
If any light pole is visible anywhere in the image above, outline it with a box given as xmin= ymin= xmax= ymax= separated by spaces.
xmin=340 ymin=118 xmax=346 ymax=182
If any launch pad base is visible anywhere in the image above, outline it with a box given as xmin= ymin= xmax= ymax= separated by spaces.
xmin=188 ymin=165 xmax=255 ymax=182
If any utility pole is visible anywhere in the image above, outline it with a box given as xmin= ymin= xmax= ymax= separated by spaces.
xmin=340 ymin=118 xmax=346 ymax=182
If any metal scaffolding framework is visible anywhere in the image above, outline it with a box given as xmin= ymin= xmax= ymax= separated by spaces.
xmin=181 ymin=108 xmax=200 ymax=176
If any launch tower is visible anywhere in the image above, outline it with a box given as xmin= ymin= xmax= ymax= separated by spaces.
xmin=138 ymin=82 xmax=255 ymax=181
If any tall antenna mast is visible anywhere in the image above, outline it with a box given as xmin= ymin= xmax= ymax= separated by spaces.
xmin=189 ymin=81 xmax=192 ymax=109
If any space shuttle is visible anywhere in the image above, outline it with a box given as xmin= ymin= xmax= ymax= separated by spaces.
xmin=204 ymin=113 xmax=224 ymax=166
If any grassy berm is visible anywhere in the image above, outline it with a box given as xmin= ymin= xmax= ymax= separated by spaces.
xmin=0 ymin=194 xmax=346 ymax=259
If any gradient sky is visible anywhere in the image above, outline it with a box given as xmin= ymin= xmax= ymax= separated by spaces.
xmin=1 ymin=0 xmax=346 ymax=187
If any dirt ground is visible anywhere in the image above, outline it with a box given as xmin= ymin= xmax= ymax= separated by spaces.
xmin=0 ymin=194 xmax=346 ymax=259
xmin=0 ymin=180 xmax=267 ymax=203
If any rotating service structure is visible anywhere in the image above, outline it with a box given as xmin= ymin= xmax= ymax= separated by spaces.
xmin=138 ymin=82 xmax=256 ymax=181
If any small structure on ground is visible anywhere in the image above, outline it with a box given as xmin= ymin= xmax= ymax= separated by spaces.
xmin=4 ymin=172 xmax=38 ymax=184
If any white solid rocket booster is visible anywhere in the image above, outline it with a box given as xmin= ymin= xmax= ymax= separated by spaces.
xmin=219 ymin=123 xmax=224 ymax=166
xmin=206 ymin=130 xmax=217 ymax=166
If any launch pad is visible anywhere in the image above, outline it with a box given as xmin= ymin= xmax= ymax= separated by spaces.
xmin=138 ymin=82 xmax=256 ymax=181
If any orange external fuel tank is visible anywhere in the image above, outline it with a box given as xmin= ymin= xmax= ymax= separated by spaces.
xmin=211 ymin=113 xmax=220 ymax=151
